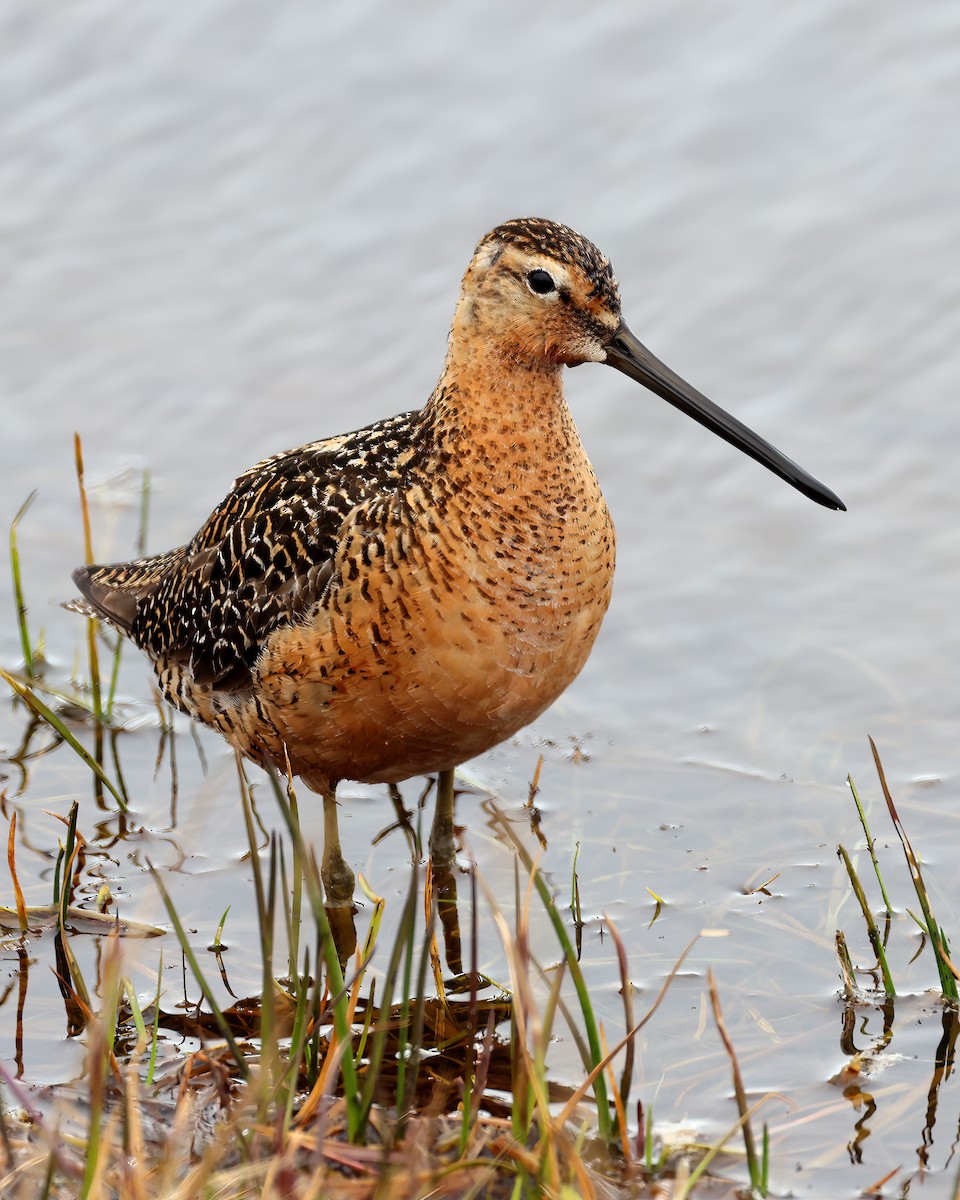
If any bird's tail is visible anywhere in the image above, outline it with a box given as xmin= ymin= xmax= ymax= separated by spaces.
xmin=70 ymin=548 xmax=184 ymax=633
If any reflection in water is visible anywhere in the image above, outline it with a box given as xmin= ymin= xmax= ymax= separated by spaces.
xmin=835 ymin=993 xmax=960 ymax=1178
xmin=4 ymin=945 xmax=29 ymax=1079
xmin=919 ymin=1008 xmax=960 ymax=1173
xmin=431 ymin=855 xmax=462 ymax=979
xmin=843 ymin=1078 xmax=876 ymax=1166
xmin=7 ymin=667 xmax=960 ymax=1191
xmin=325 ymin=903 xmax=358 ymax=970
xmin=4 ymin=712 xmax=58 ymax=797
xmin=53 ymin=928 xmax=86 ymax=1039
xmin=837 ymin=994 xmax=894 ymax=1060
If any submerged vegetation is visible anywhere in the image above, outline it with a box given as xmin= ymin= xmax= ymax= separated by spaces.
xmin=1 ymin=456 xmax=960 ymax=1197
xmin=0 ymin=747 xmax=752 ymax=1198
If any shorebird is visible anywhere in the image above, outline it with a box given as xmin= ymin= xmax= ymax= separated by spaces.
xmin=73 ymin=218 xmax=844 ymax=903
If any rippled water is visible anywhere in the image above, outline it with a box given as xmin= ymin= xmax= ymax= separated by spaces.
xmin=2 ymin=2 xmax=960 ymax=1194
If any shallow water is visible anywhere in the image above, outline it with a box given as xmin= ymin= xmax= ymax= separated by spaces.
xmin=2 ymin=2 xmax=960 ymax=1194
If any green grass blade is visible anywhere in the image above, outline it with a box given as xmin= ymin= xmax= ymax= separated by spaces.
xmin=124 ymin=980 xmax=147 ymax=1046
xmin=9 ymin=492 xmax=37 ymax=680
xmin=869 ymin=737 xmax=959 ymax=1000
xmin=146 ymin=859 xmax=250 ymax=1082
xmin=675 ymin=1096 xmax=771 ymax=1200
xmin=104 ymin=468 xmax=151 ymax=722
xmin=491 ymin=814 xmax=611 ymax=1138
xmin=847 ymin=773 xmax=894 ymax=916
xmin=136 ymin=468 xmax=151 ymax=555
xmin=80 ymin=944 xmax=122 ymax=1200
xmin=357 ymin=859 xmax=421 ymax=1136
xmin=268 ymin=782 xmax=362 ymax=1135
xmin=0 ymin=669 xmax=127 ymax=812
xmin=104 ymin=634 xmax=124 ymax=724
xmin=837 ymin=843 xmax=895 ymax=996
xmin=147 ymin=950 xmax=163 ymax=1085
xmin=74 ymin=434 xmax=103 ymax=724
xmin=644 ymin=1104 xmax=654 ymax=1170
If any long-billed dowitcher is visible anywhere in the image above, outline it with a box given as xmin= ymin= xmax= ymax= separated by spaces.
xmin=73 ymin=218 xmax=844 ymax=902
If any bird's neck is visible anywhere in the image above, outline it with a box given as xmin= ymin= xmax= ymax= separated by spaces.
xmin=424 ymin=326 xmax=581 ymax=470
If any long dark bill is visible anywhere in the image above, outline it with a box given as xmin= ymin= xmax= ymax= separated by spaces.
xmin=605 ymin=322 xmax=845 ymax=511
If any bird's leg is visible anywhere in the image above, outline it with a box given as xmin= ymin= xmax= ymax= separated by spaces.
xmin=321 ymin=783 xmax=356 ymax=906
xmin=429 ymin=768 xmax=457 ymax=863
xmin=325 ymin=903 xmax=358 ymax=969
xmin=429 ymin=767 xmax=462 ymax=973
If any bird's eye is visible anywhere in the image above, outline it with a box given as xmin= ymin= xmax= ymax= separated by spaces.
xmin=526 ymin=269 xmax=557 ymax=296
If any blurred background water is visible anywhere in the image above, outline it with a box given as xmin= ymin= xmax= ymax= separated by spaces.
xmin=1 ymin=2 xmax=959 ymax=1194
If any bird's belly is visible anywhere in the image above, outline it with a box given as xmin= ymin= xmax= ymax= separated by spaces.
xmin=254 ymin=533 xmax=614 ymax=785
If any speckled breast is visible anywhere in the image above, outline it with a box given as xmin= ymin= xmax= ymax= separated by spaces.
xmin=254 ymin=460 xmax=616 ymax=785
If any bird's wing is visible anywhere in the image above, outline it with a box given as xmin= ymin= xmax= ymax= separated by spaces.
xmin=72 ymin=410 xmax=421 ymax=691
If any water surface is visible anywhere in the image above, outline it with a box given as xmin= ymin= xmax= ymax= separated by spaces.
xmin=2 ymin=3 xmax=959 ymax=1194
